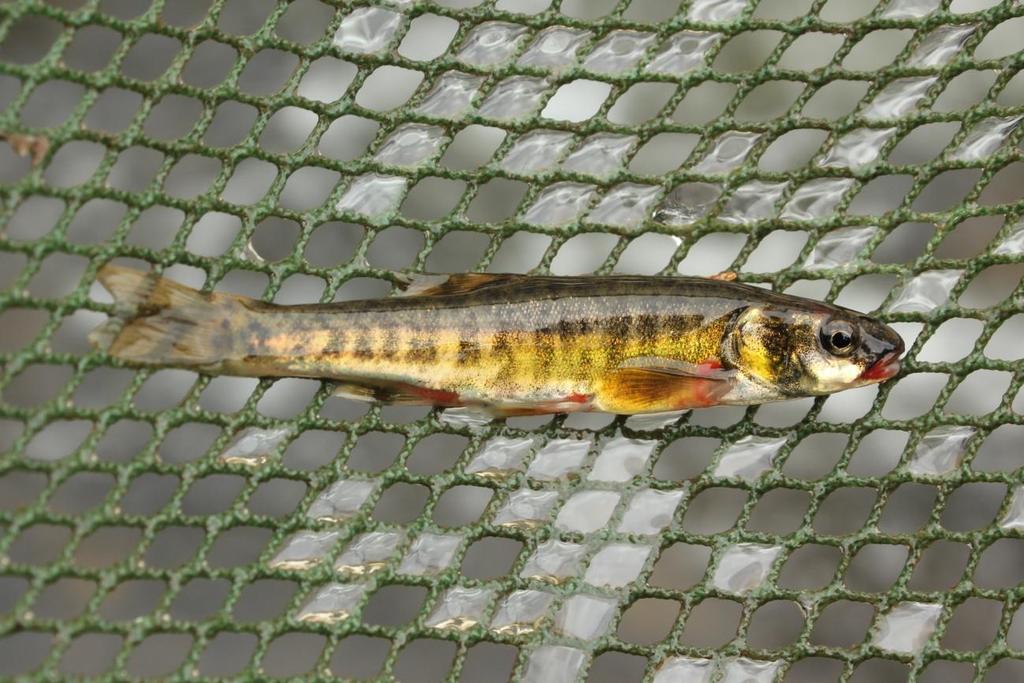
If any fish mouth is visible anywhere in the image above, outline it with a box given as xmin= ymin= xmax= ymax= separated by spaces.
xmin=860 ymin=351 xmax=901 ymax=382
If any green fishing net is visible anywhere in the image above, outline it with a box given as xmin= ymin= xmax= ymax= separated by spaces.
xmin=1 ymin=0 xmax=1024 ymax=680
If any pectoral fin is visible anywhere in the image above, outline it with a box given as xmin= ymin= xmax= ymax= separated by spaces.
xmin=618 ymin=355 xmax=735 ymax=381
xmin=595 ymin=367 xmax=732 ymax=414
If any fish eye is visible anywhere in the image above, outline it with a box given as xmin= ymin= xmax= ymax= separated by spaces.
xmin=820 ymin=320 xmax=856 ymax=356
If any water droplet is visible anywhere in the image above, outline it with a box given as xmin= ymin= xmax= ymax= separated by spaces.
xmin=994 ymin=219 xmax=1024 ymax=256
xmin=818 ymin=127 xmax=898 ymax=171
xmin=493 ymin=488 xmax=560 ymax=529
xmin=720 ymin=658 xmax=784 ymax=683
xmin=589 ymin=435 xmax=657 ymax=482
xmin=519 ymin=26 xmax=592 ymax=70
xmin=881 ymin=0 xmax=940 ymax=18
xmin=887 ymin=269 xmax=962 ymax=313
xmin=527 ymin=438 xmax=592 ymax=481
xmin=415 ymin=71 xmax=485 ymax=119
xmin=438 ymin=407 xmax=495 ymax=431
xmin=555 ymin=490 xmax=620 ymax=533
xmin=397 ymin=532 xmax=462 ymax=575
xmin=522 ymin=182 xmax=597 ymax=226
xmin=719 ymin=180 xmax=788 ymax=224
xmin=307 ymin=479 xmax=377 ymax=522
xmin=269 ymin=530 xmax=341 ymax=570
xmin=519 ymin=540 xmax=586 ymax=583
xmin=779 ymin=178 xmax=857 ymax=221
xmin=240 ymin=238 xmax=266 ymax=265
xmin=950 ymin=115 xmax=1022 ymax=162
xmin=622 ymin=409 xmax=688 ymax=430
xmin=521 ymin=646 xmax=586 ymax=683
xmin=296 ymin=582 xmax=366 ymax=624
xmin=861 ymin=77 xmax=937 ymax=122
xmin=653 ymin=657 xmax=714 ymax=683
xmin=425 ymin=586 xmax=493 ymax=631
xmin=654 ymin=182 xmax=722 ymax=225
xmin=334 ymin=7 xmax=403 ymax=54
xmin=688 ymin=0 xmax=749 ymax=22
xmin=219 ymin=426 xmax=292 ymax=467
xmin=466 ymin=436 xmax=537 ymax=479
xmin=563 ymin=133 xmax=639 ymax=178
xmin=714 ymin=435 xmax=787 ymax=481
xmin=335 ymin=531 xmax=403 ymax=576
xmin=646 ymin=30 xmax=720 ymax=75
xmin=336 ymin=173 xmax=408 ymax=223
xmin=457 ymin=21 xmax=529 ymax=66
xmin=477 ymin=76 xmax=549 ymax=122
xmin=554 ymin=595 xmax=617 ymax=641
xmin=908 ymin=24 xmax=977 ymax=67
xmin=584 ymin=542 xmax=652 ymax=588
xmin=999 ymin=485 xmax=1024 ymax=531
xmin=501 ymin=130 xmax=576 ymax=174
xmin=908 ymin=425 xmax=975 ymax=475
xmin=804 ymin=226 xmax=878 ymax=270
xmin=872 ymin=601 xmax=943 ymax=654
xmin=586 ymin=183 xmax=662 ymax=229
xmin=692 ymin=131 xmax=761 ymax=174
xmin=711 ymin=543 xmax=783 ymax=595
xmin=374 ymin=124 xmax=447 ymax=167
xmin=490 ymin=589 xmax=554 ymax=635
xmin=617 ymin=488 xmax=685 ymax=535
xmin=583 ymin=30 xmax=657 ymax=74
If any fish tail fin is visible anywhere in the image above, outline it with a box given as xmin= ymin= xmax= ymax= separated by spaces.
xmin=93 ymin=264 xmax=252 ymax=370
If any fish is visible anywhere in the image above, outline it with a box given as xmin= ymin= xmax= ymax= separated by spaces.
xmin=91 ymin=265 xmax=904 ymax=416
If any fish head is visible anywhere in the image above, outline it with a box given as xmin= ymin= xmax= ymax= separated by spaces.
xmin=726 ymin=305 xmax=904 ymax=398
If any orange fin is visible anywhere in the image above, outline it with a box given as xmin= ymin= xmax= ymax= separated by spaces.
xmin=596 ymin=367 xmax=732 ymax=414
xmin=618 ymin=355 xmax=734 ymax=381
xmin=396 ymin=273 xmax=520 ymax=297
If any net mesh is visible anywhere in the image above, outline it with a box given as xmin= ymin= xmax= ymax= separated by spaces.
xmin=1 ymin=0 xmax=1024 ymax=680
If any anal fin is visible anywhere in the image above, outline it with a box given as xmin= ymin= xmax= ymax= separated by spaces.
xmin=331 ymin=380 xmax=460 ymax=407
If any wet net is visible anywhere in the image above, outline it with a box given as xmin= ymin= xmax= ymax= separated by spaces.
xmin=1 ymin=0 xmax=1024 ymax=680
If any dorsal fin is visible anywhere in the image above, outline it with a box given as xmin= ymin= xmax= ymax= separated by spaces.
xmin=396 ymin=273 xmax=522 ymax=297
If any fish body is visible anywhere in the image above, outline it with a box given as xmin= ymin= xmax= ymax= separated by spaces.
xmin=95 ymin=266 xmax=903 ymax=416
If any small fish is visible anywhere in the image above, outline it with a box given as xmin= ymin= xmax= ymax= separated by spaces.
xmin=92 ymin=265 xmax=904 ymax=416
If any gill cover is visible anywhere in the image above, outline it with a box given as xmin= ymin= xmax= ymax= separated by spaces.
xmin=726 ymin=307 xmax=807 ymax=394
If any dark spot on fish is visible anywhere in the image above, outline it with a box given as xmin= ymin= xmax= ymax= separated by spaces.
xmin=353 ymin=332 xmax=374 ymax=359
xmin=605 ymin=316 xmax=631 ymax=341
xmin=381 ymin=328 xmax=399 ymax=359
xmin=637 ymin=314 xmax=658 ymax=343
xmin=247 ymin=320 xmax=269 ymax=338
xmin=406 ymin=343 xmax=437 ymax=363
xmin=457 ymin=339 xmax=479 ymax=365
xmin=492 ymin=331 xmax=516 ymax=386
